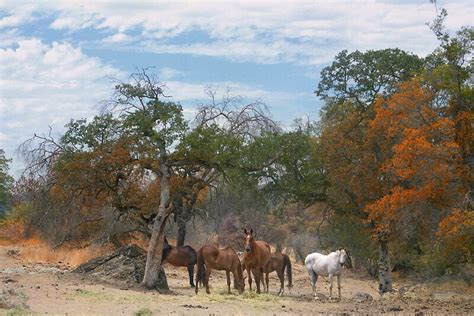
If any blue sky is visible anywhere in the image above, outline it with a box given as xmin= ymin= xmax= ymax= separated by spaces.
xmin=0 ymin=0 xmax=473 ymax=176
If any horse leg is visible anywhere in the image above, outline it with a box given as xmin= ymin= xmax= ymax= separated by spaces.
xmin=253 ymin=268 xmax=261 ymax=294
xmin=310 ymin=270 xmax=318 ymax=300
xmin=188 ymin=264 xmax=195 ymax=287
xmin=265 ymin=270 xmax=269 ymax=293
xmin=328 ymin=274 xmax=334 ymax=299
xmin=337 ymin=274 xmax=341 ymax=300
xmin=226 ymin=270 xmax=231 ymax=294
xmin=247 ymin=268 xmax=253 ymax=291
xmin=205 ymin=268 xmax=212 ymax=294
xmin=277 ymin=268 xmax=284 ymax=296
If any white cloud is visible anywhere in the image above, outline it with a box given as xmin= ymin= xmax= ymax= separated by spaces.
xmin=158 ymin=67 xmax=185 ymax=80
xmin=2 ymin=1 xmax=472 ymax=65
xmin=50 ymin=1 xmax=474 ymax=63
xmin=0 ymin=38 xmax=122 ymax=174
xmin=102 ymin=32 xmax=132 ymax=43
xmin=0 ymin=3 xmax=36 ymax=29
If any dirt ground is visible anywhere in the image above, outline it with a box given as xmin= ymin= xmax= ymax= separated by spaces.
xmin=0 ymin=245 xmax=472 ymax=315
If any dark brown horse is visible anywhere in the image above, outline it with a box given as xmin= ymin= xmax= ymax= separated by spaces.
xmin=195 ymin=244 xmax=245 ymax=294
xmin=243 ymin=228 xmax=271 ymax=294
xmin=243 ymin=251 xmax=292 ymax=296
xmin=162 ymin=237 xmax=197 ymax=287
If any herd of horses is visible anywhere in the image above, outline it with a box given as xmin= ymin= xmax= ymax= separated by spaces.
xmin=161 ymin=229 xmax=350 ymax=300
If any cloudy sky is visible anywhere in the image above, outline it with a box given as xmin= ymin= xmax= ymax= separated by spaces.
xmin=0 ymin=0 xmax=473 ymax=175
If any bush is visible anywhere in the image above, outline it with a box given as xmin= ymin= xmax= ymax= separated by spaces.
xmin=134 ymin=307 xmax=152 ymax=316
xmin=413 ymin=252 xmax=451 ymax=278
xmin=287 ymin=231 xmax=320 ymax=263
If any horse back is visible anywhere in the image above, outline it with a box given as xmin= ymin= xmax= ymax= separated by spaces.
xmin=165 ymin=245 xmax=197 ymax=267
xmin=305 ymin=252 xmax=341 ymax=276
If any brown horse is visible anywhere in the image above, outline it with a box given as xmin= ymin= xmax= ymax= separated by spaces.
xmin=242 ymin=250 xmax=293 ymax=296
xmin=243 ymin=228 xmax=271 ymax=294
xmin=195 ymin=244 xmax=245 ymax=294
xmin=162 ymin=237 xmax=197 ymax=287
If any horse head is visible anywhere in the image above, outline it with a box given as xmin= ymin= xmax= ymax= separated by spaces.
xmin=243 ymin=228 xmax=255 ymax=253
xmin=338 ymin=248 xmax=352 ymax=268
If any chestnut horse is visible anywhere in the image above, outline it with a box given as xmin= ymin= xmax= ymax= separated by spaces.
xmin=243 ymin=229 xmax=271 ymax=294
xmin=242 ymin=250 xmax=293 ymax=296
xmin=195 ymin=244 xmax=245 ymax=294
xmin=162 ymin=237 xmax=197 ymax=287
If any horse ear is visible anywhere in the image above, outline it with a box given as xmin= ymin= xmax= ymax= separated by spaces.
xmin=244 ymin=228 xmax=248 ymax=235
xmin=250 ymin=228 xmax=253 ymax=235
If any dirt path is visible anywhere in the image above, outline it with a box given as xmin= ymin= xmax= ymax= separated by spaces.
xmin=0 ymin=245 xmax=472 ymax=315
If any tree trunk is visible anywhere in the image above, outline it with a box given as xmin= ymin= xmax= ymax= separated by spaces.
xmin=378 ymin=239 xmax=392 ymax=295
xmin=176 ymin=217 xmax=187 ymax=247
xmin=142 ymin=158 xmax=171 ymax=291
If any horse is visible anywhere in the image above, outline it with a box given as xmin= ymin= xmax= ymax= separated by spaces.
xmin=162 ymin=237 xmax=197 ymax=287
xmin=243 ymin=228 xmax=271 ymax=294
xmin=242 ymin=250 xmax=292 ymax=296
xmin=304 ymin=249 xmax=349 ymax=300
xmin=195 ymin=244 xmax=245 ymax=295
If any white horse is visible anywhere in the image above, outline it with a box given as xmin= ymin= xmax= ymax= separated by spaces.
xmin=304 ymin=249 xmax=348 ymax=300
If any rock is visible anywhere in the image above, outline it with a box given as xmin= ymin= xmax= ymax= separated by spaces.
xmin=389 ymin=305 xmax=403 ymax=312
xmin=74 ymin=244 xmax=168 ymax=291
xmin=6 ymin=249 xmax=20 ymax=258
xmin=313 ymin=293 xmax=329 ymax=301
xmin=353 ymin=292 xmax=373 ymax=303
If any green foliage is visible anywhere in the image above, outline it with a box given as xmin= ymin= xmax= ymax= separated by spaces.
xmin=247 ymin=124 xmax=326 ymax=205
xmin=412 ymin=252 xmax=451 ymax=278
xmin=61 ymin=114 xmax=122 ymax=152
xmin=425 ymin=12 xmax=473 ymax=114
xmin=324 ymin=211 xmax=377 ymax=273
xmin=177 ymin=124 xmax=243 ymax=173
xmin=0 ymin=149 xmax=14 ymax=215
xmin=134 ymin=308 xmax=152 ymax=316
xmin=4 ymin=202 xmax=31 ymax=222
xmin=124 ymin=100 xmax=187 ymax=149
xmin=316 ymin=48 xmax=424 ymax=114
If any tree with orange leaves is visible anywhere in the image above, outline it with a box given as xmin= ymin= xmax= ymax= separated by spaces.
xmin=321 ymin=79 xmax=465 ymax=293
xmin=363 ymin=80 xmax=464 ymax=293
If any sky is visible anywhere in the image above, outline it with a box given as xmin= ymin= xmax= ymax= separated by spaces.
xmin=0 ymin=0 xmax=473 ymax=176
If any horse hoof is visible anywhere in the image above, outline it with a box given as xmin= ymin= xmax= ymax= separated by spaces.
xmin=190 ymin=285 xmax=195 ymax=288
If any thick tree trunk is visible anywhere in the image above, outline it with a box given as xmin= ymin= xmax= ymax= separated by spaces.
xmin=142 ymin=213 xmax=170 ymax=290
xmin=378 ymin=239 xmax=392 ymax=295
xmin=142 ymin=158 xmax=171 ymax=291
xmin=176 ymin=218 xmax=186 ymax=247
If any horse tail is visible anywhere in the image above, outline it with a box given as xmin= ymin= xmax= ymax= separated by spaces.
xmin=283 ymin=253 xmax=293 ymax=288
xmin=195 ymin=248 xmax=206 ymax=293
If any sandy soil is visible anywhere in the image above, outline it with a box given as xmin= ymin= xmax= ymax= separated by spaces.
xmin=0 ymin=245 xmax=472 ymax=315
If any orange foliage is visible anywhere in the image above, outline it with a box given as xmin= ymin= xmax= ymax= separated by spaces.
xmin=18 ymin=238 xmax=113 ymax=267
xmin=436 ymin=209 xmax=474 ymax=261
xmin=363 ymin=80 xmax=464 ymax=234
xmin=0 ymin=220 xmax=25 ymax=244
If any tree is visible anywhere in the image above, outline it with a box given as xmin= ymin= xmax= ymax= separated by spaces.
xmin=0 ymin=149 xmax=14 ymax=215
xmin=98 ymin=70 xmax=187 ymax=289
xmin=364 ymin=80 xmax=462 ymax=293
xmin=425 ymin=9 xmax=473 ymax=197
xmin=246 ymin=121 xmax=327 ymax=206
xmin=316 ymin=49 xmax=424 ymax=115
xmin=19 ymin=69 xmax=279 ymax=290
xmin=316 ymin=47 xmax=444 ymax=279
